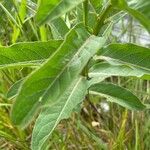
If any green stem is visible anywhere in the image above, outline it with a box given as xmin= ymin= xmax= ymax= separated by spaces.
xmin=135 ymin=119 xmax=140 ymax=150
xmin=83 ymin=0 xmax=88 ymax=27
xmin=0 ymin=3 xmax=20 ymax=29
xmin=93 ymin=3 xmax=112 ymax=35
xmin=40 ymin=25 xmax=47 ymax=41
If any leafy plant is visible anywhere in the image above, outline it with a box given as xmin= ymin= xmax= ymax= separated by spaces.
xmin=0 ymin=0 xmax=150 ymax=149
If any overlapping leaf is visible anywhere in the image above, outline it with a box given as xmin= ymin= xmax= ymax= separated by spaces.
xmin=0 ymin=40 xmax=62 ymax=69
xmin=126 ymin=7 xmax=150 ymax=32
xmin=89 ymin=62 xmax=150 ymax=79
xmin=7 ymin=79 xmax=24 ymax=99
xmin=11 ymin=24 xmax=106 ymax=127
xmin=50 ymin=18 xmax=69 ymax=39
xmin=99 ymin=43 xmax=150 ymax=72
xmin=128 ymin=0 xmax=150 ymax=32
xmin=111 ymin=0 xmax=150 ymax=32
xmin=36 ymin=0 xmax=85 ymax=25
xmin=31 ymin=77 xmax=88 ymax=150
xmin=90 ymin=0 xmax=103 ymax=13
xmin=129 ymin=0 xmax=150 ymax=19
xmin=90 ymin=82 xmax=146 ymax=110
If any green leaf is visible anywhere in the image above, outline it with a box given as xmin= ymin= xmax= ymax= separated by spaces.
xmin=99 ymin=43 xmax=150 ymax=72
xmin=130 ymin=0 xmax=150 ymax=19
xmin=31 ymin=77 xmax=88 ymax=150
xmin=77 ymin=120 xmax=107 ymax=150
xmin=0 ymin=3 xmax=20 ymax=28
xmin=111 ymin=0 xmax=128 ymax=9
xmin=76 ymin=5 xmax=97 ymax=30
xmin=126 ymin=7 xmax=150 ymax=32
xmin=50 ymin=17 xmax=69 ymax=39
xmin=19 ymin=0 xmax=27 ymax=22
xmin=90 ymin=82 xmax=146 ymax=110
xmin=7 ymin=79 xmax=24 ymax=99
xmin=0 ymin=40 xmax=62 ymax=69
xmin=111 ymin=0 xmax=150 ymax=32
xmin=11 ymin=24 xmax=106 ymax=127
xmin=90 ymin=0 xmax=103 ymax=13
xmin=89 ymin=62 xmax=150 ymax=79
xmin=36 ymin=0 xmax=85 ymax=25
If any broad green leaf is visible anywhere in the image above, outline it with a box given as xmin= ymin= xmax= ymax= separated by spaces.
xmin=11 ymin=24 xmax=106 ymax=127
xmin=36 ymin=0 xmax=85 ymax=25
xmin=0 ymin=40 xmax=62 ymax=69
xmin=89 ymin=62 xmax=150 ymax=79
xmin=99 ymin=43 xmax=150 ymax=72
xmin=31 ymin=77 xmax=88 ymax=150
xmin=90 ymin=82 xmax=146 ymax=110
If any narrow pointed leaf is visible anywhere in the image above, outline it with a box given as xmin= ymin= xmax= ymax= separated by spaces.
xmin=111 ymin=0 xmax=150 ymax=32
xmin=31 ymin=77 xmax=88 ymax=150
xmin=99 ymin=43 xmax=150 ymax=72
xmin=77 ymin=121 xmax=107 ymax=150
xmin=0 ymin=40 xmax=62 ymax=69
xmin=90 ymin=82 xmax=146 ymax=110
xmin=0 ymin=3 xmax=20 ymax=28
xmin=19 ymin=0 xmax=27 ymax=22
xmin=130 ymin=0 xmax=150 ymax=19
xmin=126 ymin=7 xmax=150 ymax=32
xmin=50 ymin=18 xmax=69 ymax=39
xmin=36 ymin=0 xmax=85 ymax=25
xmin=11 ymin=24 xmax=106 ymax=127
xmin=89 ymin=62 xmax=150 ymax=79
xmin=7 ymin=79 xmax=24 ymax=99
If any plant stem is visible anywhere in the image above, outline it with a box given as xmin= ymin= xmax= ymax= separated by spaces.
xmin=0 ymin=3 xmax=20 ymax=29
xmin=135 ymin=119 xmax=140 ymax=150
xmin=93 ymin=3 xmax=112 ymax=35
xmin=83 ymin=0 xmax=88 ymax=27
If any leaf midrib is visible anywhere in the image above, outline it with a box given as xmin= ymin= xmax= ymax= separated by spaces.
xmin=39 ymin=36 xmax=92 ymax=103
xmin=20 ymin=36 xmax=92 ymax=124
xmin=36 ymin=78 xmax=83 ymax=149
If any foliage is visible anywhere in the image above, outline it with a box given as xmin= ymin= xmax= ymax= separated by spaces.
xmin=0 ymin=0 xmax=150 ymax=149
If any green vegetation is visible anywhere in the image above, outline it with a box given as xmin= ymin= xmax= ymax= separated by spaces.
xmin=0 ymin=0 xmax=150 ymax=149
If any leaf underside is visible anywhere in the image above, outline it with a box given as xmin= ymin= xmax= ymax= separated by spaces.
xmin=31 ymin=77 xmax=88 ymax=150
xmin=11 ymin=24 xmax=106 ymax=127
